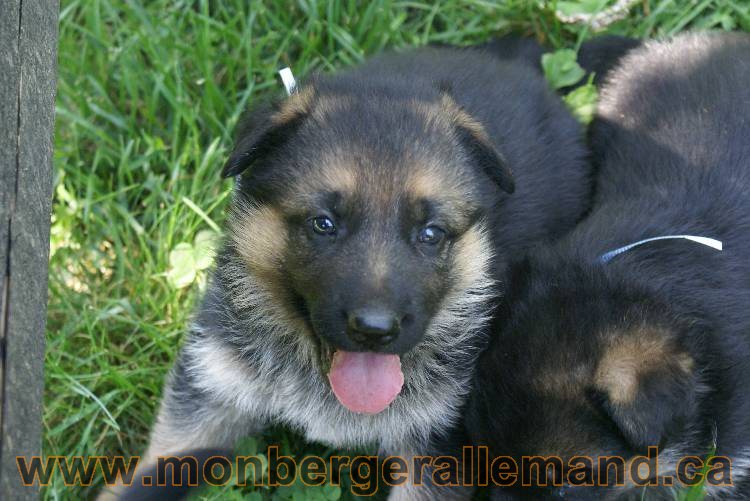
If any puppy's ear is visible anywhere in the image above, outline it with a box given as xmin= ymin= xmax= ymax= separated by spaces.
xmin=221 ymin=87 xmax=315 ymax=178
xmin=593 ymin=325 xmax=697 ymax=450
xmin=577 ymin=35 xmax=641 ymax=85
xmin=439 ymin=94 xmax=515 ymax=194
xmin=476 ymin=36 xmax=546 ymax=73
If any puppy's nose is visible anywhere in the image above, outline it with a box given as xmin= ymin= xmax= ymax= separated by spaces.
xmin=347 ymin=309 xmax=400 ymax=347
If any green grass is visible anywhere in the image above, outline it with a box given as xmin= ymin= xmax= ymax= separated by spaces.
xmin=46 ymin=0 xmax=749 ymax=499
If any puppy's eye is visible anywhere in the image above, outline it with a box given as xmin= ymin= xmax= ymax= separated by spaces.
xmin=311 ymin=215 xmax=336 ymax=235
xmin=417 ymin=225 xmax=445 ymax=245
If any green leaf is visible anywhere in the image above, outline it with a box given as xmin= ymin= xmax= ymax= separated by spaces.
xmin=194 ymin=229 xmax=218 ymax=270
xmin=167 ymin=242 xmax=197 ymax=288
xmin=292 ymin=491 xmax=313 ymax=501
xmin=216 ymin=488 xmax=251 ymax=500
xmin=542 ymin=49 xmax=587 ymax=90
xmin=257 ymin=454 xmax=268 ymax=477
xmin=563 ymin=77 xmax=599 ymax=124
xmin=322 ymin=484 xmax=341 ymax=500
xmin=236 ymin=436 xmax=260 ymax=456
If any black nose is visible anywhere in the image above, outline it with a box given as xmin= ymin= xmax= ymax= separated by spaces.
xmin=347 ymin=308 xmax=400 ymax=347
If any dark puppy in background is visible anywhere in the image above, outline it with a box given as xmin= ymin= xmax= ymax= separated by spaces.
xmin=103 ymin=39 xmax=592 ymax=499
xmin=467 ymin=32 xmax=750 ymax=500
xmin=480 ymin=34 xmax=640 ymax=84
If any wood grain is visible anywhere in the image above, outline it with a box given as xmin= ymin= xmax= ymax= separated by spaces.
xmin=0 ymin=0 xmax=58 ymax=497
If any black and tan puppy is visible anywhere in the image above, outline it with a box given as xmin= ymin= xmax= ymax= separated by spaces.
xmin=467 ymin=32 xmax=750 ymax=500
xmin=104 ymin=40 xmax=592 ymax=499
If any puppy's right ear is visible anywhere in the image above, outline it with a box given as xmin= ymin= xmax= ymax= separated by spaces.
xmin=221 ymin=87 xmax=315 ymax=178
xmin=438 ymin=94 xmax=515 ymax=194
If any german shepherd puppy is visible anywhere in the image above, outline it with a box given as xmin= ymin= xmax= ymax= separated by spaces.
xmin=467 ymin=32 xmax=750 ymax=500
xmin=107 ymin=40 xmax=592 ymax=499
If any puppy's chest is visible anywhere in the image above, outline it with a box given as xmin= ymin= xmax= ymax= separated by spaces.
xmin=187 ymin=334 xmax=460 ymax=452
xmin=267 ymin=372 xmax=464 ymax=453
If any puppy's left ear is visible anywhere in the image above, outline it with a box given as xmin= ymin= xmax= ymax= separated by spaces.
xmin=439 ymin=94 xmax=516 ymax=194
xmin=222 ymin=87 xmax=315 ymax=178
xmin=593 ymin=326 xmax=698 ymax=450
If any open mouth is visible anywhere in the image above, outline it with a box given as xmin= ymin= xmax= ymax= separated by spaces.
xmin=315 ymin=335 xmax=405 ymax=415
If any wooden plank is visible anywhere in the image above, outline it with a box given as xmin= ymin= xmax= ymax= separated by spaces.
xmin=0 ymin=0 xmax=59 ymax=498
xmin=0 ymin=0 xmax=23 ymax=347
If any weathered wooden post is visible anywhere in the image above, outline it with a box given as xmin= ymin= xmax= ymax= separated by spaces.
xmin=0 ymin=0 xmax=59 ymax=497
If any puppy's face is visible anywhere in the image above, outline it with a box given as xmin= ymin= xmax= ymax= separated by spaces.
xmin=223 ymin=85 xmax=511 ymax=367
xmin=279 ymin=176 xmax=473 ymax=356
xmin=471 ymin=269 xmax=700 ymax=498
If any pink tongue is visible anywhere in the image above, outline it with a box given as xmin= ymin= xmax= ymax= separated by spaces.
xmin=328 ymin=350 xmax=404 ymax=415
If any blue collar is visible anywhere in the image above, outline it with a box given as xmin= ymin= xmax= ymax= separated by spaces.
xmin=599 ymin=235 xmax=723 ymax=263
